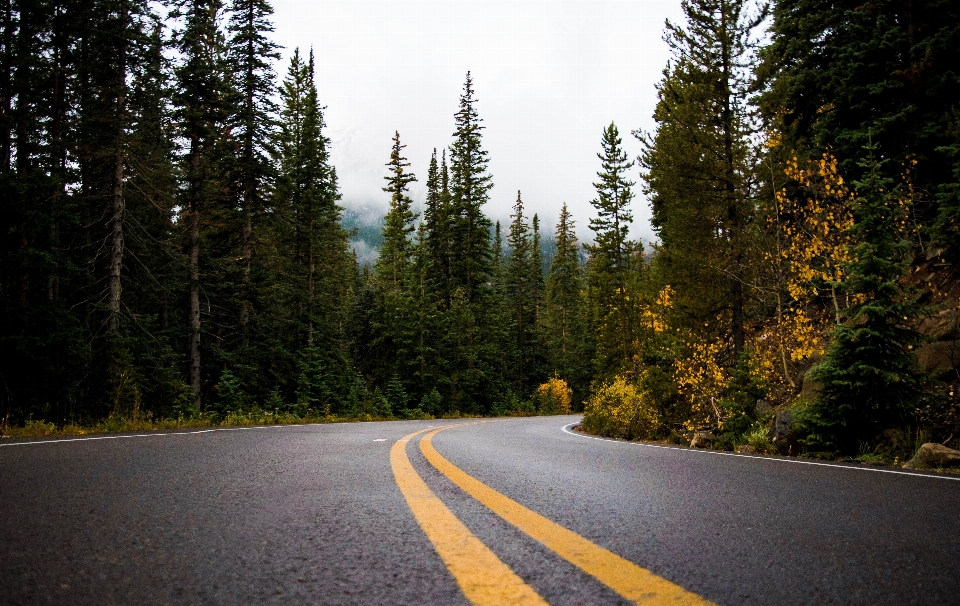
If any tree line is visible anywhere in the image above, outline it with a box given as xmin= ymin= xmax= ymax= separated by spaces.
xmin=2 ymin=0 xmax=959 ymax=458
xmin=582 ymin=0 xmax=960 ymax=457
xmin=0 ymin=0 xmax=605 ymax=424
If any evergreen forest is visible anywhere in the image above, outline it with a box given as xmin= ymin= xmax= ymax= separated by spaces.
xmin=2 ymin=0 xmax=959 ymax=460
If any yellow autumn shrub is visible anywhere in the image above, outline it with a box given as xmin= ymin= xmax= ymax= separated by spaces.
xmin=533 ymin=376 xmax=572 ymax=414
xmin=581 ymin=375 xmax=661 ymax=440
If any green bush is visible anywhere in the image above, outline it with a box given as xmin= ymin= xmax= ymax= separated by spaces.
xmin=213 ymin=367 xmax=247 ymax=418
xmin=581 ymin=376 xmax=663 ymax=440
xmin=384 ymin=376 xmax=409 ymax=414
xmin=491 ymin=393 xmax=535 ymax=417
xmin=419 ymin=389 xmax=443 ymax=416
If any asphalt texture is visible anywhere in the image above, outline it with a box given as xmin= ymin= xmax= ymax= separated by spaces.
xmin=1 ymin=416 xmax=959 ymax=605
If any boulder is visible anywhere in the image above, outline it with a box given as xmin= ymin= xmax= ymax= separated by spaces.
xmin=768 ymin=410 xmax=799 ymax=454
xmin=755 ymin=399 xmax=774 ymax=419
xmin=903 ymin=443 xmax=960 ymax=469
xmin=799 ymin=369 xmax=822 ymax=402
xmin=925 ymin=246 xmax=947 ymax=261
xmin=690 ymin=431 xmax=714 ymax=448
xmin=917 ymin=309 xmax=960 ymax=342
xmin=917 ymin=340 xmax=960 ymax=373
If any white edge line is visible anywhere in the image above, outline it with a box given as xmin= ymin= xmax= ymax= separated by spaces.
xmin=561 ymin=422 xmax=960 ymax=482
xmin=1 ymin=419 xmax=459 ymax=448
xmin=0 ymin=424 xmax=308 ymax=447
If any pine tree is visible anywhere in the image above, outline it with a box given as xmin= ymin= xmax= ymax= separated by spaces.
xmin=505 ymin=191 xmax=535 ymax=393
xmin=88 ymin=0 xmax=174 ymax=415
xmin=544 ymin=204 xmax=591 ymax=399
xmin=1 ymin=0 xmax=86 ymax=422
xmin=640 ymin=0 xmax=765 ymax=360
xmin=376 ymin=131 xmax=417 ymax=288
xmin=424 ymin=148 xmax=454 ymax=307
xmin=364 ymin=131 xmax=419 ymax=389
xmin=758 ymin=0 xmax=960 ymax=244
xmin=173 ymin=0 xmax=232 ymax=407
xmin=273 ymin=47 xmax=353 ymax=397
xmin=448 ymin=72 xmax=493 ymax=303
xmin=529 ymin=213 xmax=546 ymax=383
xmin=434 ymin=72 xmax=499 ymax=412
xmin=384 ymin=374 xmax=409 ymax=416
xmin=119 ymin=20 xmax=184 ymax=415
xmin=407 ymin=221 xmax=444 ymax=401
xmin=587 ymin=123 xmax=638 ymax=372
xmin=803 ymin=149 xmax=925 ymax=453
xmin=225 ymin=0 xmax=279 ymax=345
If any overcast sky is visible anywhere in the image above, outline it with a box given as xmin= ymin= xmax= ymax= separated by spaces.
xmin=270 ymin=0 xmax=685 ymax=243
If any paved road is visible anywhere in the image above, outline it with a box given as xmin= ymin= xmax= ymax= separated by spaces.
xmin=1 ymin=416 xmax=958 ymax=605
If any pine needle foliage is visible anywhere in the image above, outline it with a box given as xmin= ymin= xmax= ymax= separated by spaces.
xmin=448 ymin=72 xmax=493 ymax=304
xmin=377 ymin=131 xmax=418 ymax=289
xmin=587 ymin=123 xmax=638 ymax=374
xmin=803 ymin=149 xmax=926 ymax=453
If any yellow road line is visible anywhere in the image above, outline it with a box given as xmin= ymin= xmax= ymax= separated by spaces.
xmin=420 ymin=426 xmax=716 ymax=606
xmin=391 ymin=426 xmax=549 ymax=606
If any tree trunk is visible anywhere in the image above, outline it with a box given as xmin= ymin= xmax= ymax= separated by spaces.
xmin=107 ymin=6 xmax=127 ymax=332
xmin=238 ymin=6 xmax=256 ymax=346
xmin=307 ymin=218 xmax=315 ymax=348
xmin=831 ymin=283 xmax=841 ymax=324
xmin=0 ymin=0 xmax=12 ymax=172
xmin=48 ymin=10 xmax=66 ymax=303
xmin=240 ymin=192 xmax=251 ymax=344
xmin=188 ymin=139 xmax=202 ymax=406
xmin=12 ymin=2 xmax=31 ymax=307
xmin=720 ymin=0 xmax=745 ymax=358
xmin=771 ymin=157 xmax=795 ymax=389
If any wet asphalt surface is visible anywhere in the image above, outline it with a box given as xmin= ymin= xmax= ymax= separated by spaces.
xmin=1 ymin=415 xmax=959 ymax=605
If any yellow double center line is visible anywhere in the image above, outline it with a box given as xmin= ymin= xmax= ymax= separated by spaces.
xmin=391 ymin=425 xmax=548 ymax=604
xmin=391 ymin=423 xmax=715 ymax=606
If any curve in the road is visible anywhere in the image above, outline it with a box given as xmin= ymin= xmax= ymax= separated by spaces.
xmin=418 ymin=424 xmax=715 ymax=606
xmin=391 ymin=424 xmax=549 ymax=605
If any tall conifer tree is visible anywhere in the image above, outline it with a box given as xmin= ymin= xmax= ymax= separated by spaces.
xmin=173 ymin=0 xmax=231 ymax=406
xmin=545 ymin=204 xmax=590 ymax=397
xmin=225 ymin=0 xmax=279 ymax=344
xmin=377 ymin=131 xmax=417 ymax=288
xmin=505 ymin=191 xmax=535 ymax=393
xmin=587 ymin=123 xmax=637 ymax=372
xmin=274 ymin=47 xmax=353 ymax=403
xmin=804 ymin=150 xmax=925 ymax=453
xmin=448 ymin=72 xmax=492 ymax=303
xmin=759 ymin=0 xmax=960 ymax=246
xmin=641 ymin=0 xmax=764 ymax=359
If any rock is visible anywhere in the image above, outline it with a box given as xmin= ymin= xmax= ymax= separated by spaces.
xmin=755 ymin=399 xmax=774 ymax=419
xmin=925 ymin=246 xmax=947 ymax=261
xmin=917 ymin=309 xmax=960 ymax=342
xmin=690 ymin=431 xmax=714 ymax=448
xmin=768 ymin=410 xmax=799 ymax=454
xmin=737 ymin=444 xmax=758 ymax=454
xmin=903 ymin=443 xmax=960 ymax=469
xmin=917 ymin=340 xmax=960 ymax=373
xmin=799 ymin=369 xmax=822 ymax=401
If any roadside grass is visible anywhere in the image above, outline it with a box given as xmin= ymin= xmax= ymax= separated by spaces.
xmin=578 ymin=422 xmax=960 ymax=474
xmin=0 ymin=408 xmax=568 ymax=440
xmin=737 ymin=426 xmax=777 ymax=454
xmin=1 ymin=411 xmax=333 ymax=439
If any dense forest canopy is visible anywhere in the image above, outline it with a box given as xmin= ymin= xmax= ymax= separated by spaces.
xmin=2 ymin=0 xmax=958 ymax=458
